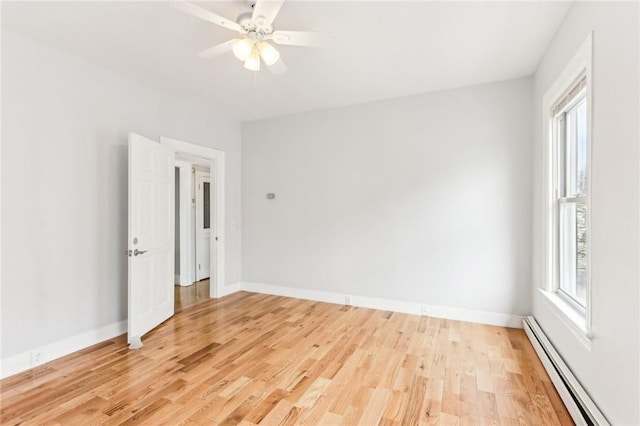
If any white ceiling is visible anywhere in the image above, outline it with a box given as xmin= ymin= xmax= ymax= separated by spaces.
xmin=3 ymin=1 xmax=571 ymax=122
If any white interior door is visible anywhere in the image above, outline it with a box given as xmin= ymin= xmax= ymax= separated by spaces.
xmin=195 ymin=173 xmax=211 ymax=281
xmin=127 ymin=132 xmax=174 ymax=348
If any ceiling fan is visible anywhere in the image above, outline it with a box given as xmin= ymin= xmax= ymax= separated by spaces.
xmin=172 ymin=0 xmax=325 ymax=74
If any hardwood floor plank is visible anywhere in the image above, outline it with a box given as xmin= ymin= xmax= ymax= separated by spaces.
xmin=381 ymin=390 xmax=408 ymax=422
xmin=280 ymin=406 xmax=303 ymax=426
xmin=358 ymin=387 xmax=391 ymax=425
xmin=542 ymin=378 xmax=574 ymax=425
xmin=295 ymin=377 xmax=332 ymax=408
xmin=244 ymin=388 xmax=287 ymax=424
xmin=420 ymin=398 xmax=442 ymax=425
xmin=218 ymin=395 xmax=259 ymax=426
xmin=0 ymin=292 xmax=573 ymax=425
xmin=401 ymin=375 xmax=428 ymax=425
xmin=257 ymin=398 xmax=295 ymax=425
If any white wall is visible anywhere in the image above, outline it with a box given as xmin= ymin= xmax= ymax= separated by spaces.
xmin=242 ymin=77 xmax=533 ymax=317
xmin=1 ymin=30 xmax=242 ymax=359
xmin=531 ymin=2 xmax=639 ymax=424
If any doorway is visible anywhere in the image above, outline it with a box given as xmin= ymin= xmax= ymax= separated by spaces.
xmin=173 ymin=159 xmax=213 ymax=312
xmin=162 ymin=136 xmax=226 ymax=301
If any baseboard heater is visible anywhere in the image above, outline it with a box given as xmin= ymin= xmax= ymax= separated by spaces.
xmin=523 ymin=316 xmax=609 ymax=426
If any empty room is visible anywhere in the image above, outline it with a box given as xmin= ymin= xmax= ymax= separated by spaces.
xmin=1 ymin=0 xmax=638 ymax=425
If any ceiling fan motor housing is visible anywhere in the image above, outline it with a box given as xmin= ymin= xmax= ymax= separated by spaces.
xmin=237 ymin=11 xmax=273 ymax=35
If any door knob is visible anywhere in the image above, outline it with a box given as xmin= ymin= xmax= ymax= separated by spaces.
xmin=134 ymin=249 xmax=148 ymax=256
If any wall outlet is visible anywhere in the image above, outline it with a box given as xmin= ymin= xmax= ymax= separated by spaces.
xmin=345 ymin=295 xmax=352 ymax=306
xmin=421 ymin=305 xmax=429 ymax=316
xmin=30 ymin=350 xmax=43 ymax=367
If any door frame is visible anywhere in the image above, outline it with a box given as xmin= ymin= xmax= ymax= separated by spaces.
xmin=161 ymin=137 xmax=225 ymax=298
xmin=174 ymin=160 xmax=193 ymax=286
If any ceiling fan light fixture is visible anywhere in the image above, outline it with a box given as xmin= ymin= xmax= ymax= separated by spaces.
xmin=232 ymin=38 xmax=254 ymax=61
xmin=244 ymin=47 xmax=261 ymax=71
xmin=175 ymin=0 xmax=326 ymax=74
xmin=257 ymin=42 xmax=280 ymax=66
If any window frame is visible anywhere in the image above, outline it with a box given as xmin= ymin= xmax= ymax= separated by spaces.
xmin=554 ymin=91 xmax=588 ymax=309
xmin=541 ymin=33 xmax=593 ymax=339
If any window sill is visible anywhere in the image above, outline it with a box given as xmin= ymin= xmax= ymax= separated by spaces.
xmin=538 ymin=289 xmax=592 ymax=349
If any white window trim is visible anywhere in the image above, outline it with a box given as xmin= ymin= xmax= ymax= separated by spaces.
xmin=541 ymin=32 xmax=593 ymax=340
xmin=538 ymin=289 xmax=592 ymax=350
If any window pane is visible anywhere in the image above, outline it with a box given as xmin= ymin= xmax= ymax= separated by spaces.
xmin=576 ymin=200 xmax=587 ymax=304
xmin=564 ymin=98 xmax=587 ymax=197
xmin=564 ymin=112 xmax=575 ymax=196
xmin=576 ymin=101 xmax=588 ymax=195
xmin=559 ymin=201 xmax=587 ymax=307
xmin=559 ymin=202 xmax=577 ymax=297
xmin=203 ymin=182 xmax=210 ymax=229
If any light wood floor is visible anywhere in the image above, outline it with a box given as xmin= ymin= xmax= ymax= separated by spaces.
xmin=0 ymin=292 xmax=572 ymax=425
xmin=175 ymin=279 xmax=211 ymax=312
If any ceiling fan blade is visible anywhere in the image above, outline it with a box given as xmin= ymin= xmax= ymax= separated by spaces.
xmin=271 ymin=30 xmax=327 ymax=47
xmin=252 ymin=0 xmax=284 ymax=28
xmin=198 ymin=39 xmax=239 ymax=58
xmin=267 ymin=57 xmax=287 ymax=74
xmin=171 ymin=1 xmax=243 ymax=33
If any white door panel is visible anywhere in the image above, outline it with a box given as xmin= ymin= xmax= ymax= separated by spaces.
xmin=195 ymin=173 xmax=211 ymax=281
xmin=128 ymin=133 xmax=174 ymax=347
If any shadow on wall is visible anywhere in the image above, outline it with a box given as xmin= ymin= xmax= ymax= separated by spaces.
xmin=95 ymin=133 xmax=128 ymax=322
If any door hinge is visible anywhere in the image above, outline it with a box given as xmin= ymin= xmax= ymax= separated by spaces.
xmin=198 ymin=264 xmax=201 ymax=270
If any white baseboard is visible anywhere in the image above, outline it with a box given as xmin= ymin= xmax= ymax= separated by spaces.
xmin=0 ymin=320 xmax=127 ymax=380
xmin=177 ymin=274 xmax=192 ymax=287
xmin=0 ymin=283 xmax=523 ymax=380
xmin=235 ymin=281 xmax=524 ymax=329
xmin=218 ymin=282 xmax=240 ymax=297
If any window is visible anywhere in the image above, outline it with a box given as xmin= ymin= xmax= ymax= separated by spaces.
xmin=542 ymin=34 xmax=592 ymax=339
xmin=553 ymin=80 xmax=588 ymax=310
xmin=203 ymin=181 xmax=210 ymax=229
